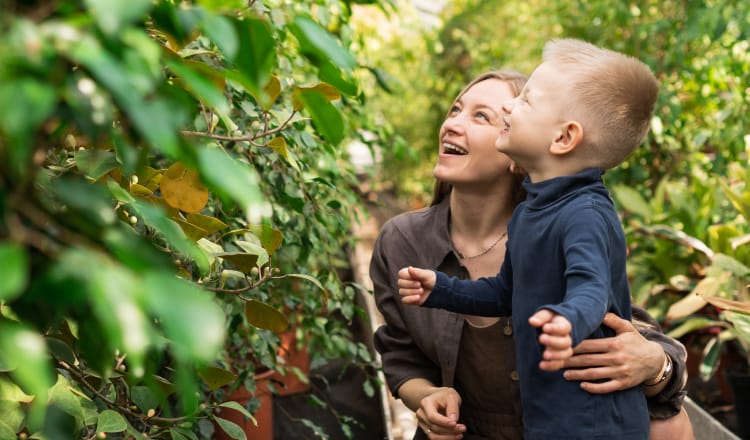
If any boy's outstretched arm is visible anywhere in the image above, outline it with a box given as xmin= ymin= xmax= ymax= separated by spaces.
xmin=397 ymin=266 xmax=436 ymax=305
xmin=529 ymin=309 xmax=574 ymax=371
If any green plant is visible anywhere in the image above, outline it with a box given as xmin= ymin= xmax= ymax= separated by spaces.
xmin=0 ymin=0 xmax=385 ymax=438
xmin=613 ymin=164 xmax=750 ymax=382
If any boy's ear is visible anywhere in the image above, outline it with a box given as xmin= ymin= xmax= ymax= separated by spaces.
xmin=550 ymin=121 xmax=583 ymax=156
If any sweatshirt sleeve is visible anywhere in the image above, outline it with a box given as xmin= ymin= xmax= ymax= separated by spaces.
xmin=424 ymin=252 xmax=513 ymax=317
xmin=541 ymin=207 xmax=619 ymax=347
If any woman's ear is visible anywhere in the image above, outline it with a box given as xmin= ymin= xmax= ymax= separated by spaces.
xmin=550 ymin=121 xmax=583 ymax=155
xmin=509 ymin=161 xmax=527 ymax=175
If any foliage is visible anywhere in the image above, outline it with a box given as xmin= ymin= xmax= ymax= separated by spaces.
xmin=0 ymin=0 xmax=387 ymax=437
xmin=357 ymin=0 xmax=750 ymax=206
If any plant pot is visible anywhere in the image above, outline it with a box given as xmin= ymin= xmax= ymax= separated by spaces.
xmin=214 ymin=369 xmax=275 ymax=440
xmin=272 ymin=329 xmax=311 ymax=396
xmin=727 ymin=368 xmax=750 ymax=439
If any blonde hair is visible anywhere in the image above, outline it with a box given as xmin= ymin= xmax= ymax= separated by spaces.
xmin=431 ymin=69 xmax=528 ymax=206
xmin=543 ymin=39 xmax=659 ymax=169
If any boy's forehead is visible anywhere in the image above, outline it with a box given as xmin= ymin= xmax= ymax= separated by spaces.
xmin=526 ymin=62 xmax=567 ymax=94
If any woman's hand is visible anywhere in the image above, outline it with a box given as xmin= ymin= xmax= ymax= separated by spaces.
xmin=415 ymin=387 xmax=467 ymax=439
xmin=561 ymin=312 xmax=664 ymax=393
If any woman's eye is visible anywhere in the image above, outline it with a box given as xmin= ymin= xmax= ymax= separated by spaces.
xmin=476 ymin=112 xmax=489 ymax=121
xmin=448 ymin=105 xmax=460 ymax=115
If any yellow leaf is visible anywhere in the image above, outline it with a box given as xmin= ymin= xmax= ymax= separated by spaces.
xmin=186 ymin=213 xmax=228 ymax=235
xmin=702 ymin=294 xmax=750 ymax=314
xmin=245 ymin=300 xmax=288 ymax=333
xmin=218 ymin=252 xmax=258 ymax=273
xmin=248 ymin=225 xmax=283 ymax=256
xmin=263 ymin=76 xmax=281 ymax=110
xmin=267 ymin=137 xmax=288 ymax=159
xmin=159 ymin=162 xmax=209 ymax=214
xmin=292 ymin=82 xmax=341 ymax=111
xmin=174 ymin=219 xmax=210 ymax=241
xmin=198 ymin=366 xmax=238 ymax=391
xmin=129 ymin=183 xmax=153 ymax=196
xmin=666 ymin=292 xmax=708 ymax=321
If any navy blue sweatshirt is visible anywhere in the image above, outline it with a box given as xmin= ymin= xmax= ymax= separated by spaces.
xmin=425 ymin=168 xmax=649 ymax=439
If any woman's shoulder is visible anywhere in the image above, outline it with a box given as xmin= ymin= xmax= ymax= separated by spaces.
xmin=380 ymin=204 xmax=444 ymax=238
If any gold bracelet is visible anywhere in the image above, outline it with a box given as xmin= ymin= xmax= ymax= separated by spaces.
xmin=644 ymin=354 xmax=672 ymax=387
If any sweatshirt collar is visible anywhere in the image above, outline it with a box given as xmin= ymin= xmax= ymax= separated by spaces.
xmin=522 ymin=168 xmax=604 ymax=209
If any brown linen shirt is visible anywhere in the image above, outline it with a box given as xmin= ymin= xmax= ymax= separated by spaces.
xmin=371 ymin=198 xmax=687 ymax=439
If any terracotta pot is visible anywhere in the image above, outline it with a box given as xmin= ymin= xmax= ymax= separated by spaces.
xmin=272 ymin=329 xmax=311 ymax=396
xmin=214 ymin=369 xmax=274 ymax=440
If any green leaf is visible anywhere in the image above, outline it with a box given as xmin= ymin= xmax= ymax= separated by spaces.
xmin=130 ymin=386 xmax=159 ymax=414
xmin=218 ymin=252 xmax=258 ymax=273
xmin=84 ymin=0 xmax=152 ymax=36
xmin=0 ymin=323 xmax=54 ymax=412
xmin=131 ymin=199 xmax=210 ymax=274
xmin=48 ymin=375 xmax=85 ymax=422
xmin=0 ymin=79 xmax=56 ymax=176
xmin=0 ymin=420 xmax=16 ymax=440
xmin=50 ymin=178 xmax=117 ymax=227
xmin=170 ymin=427 xmax=199 ymax=440
xmin=106 ymin=178 xmax=136 ymax=204
xmin=141 ymin=272 xmax=225 ymax=362
xmin=199 ymin=12 xmax=238 ymax=61
xmin=699 ymin=336 xmax=723 ymax=382
xmin=294 ymin=89 xmax=344 ymax=145
xmin=198 ymin=366 xmax=237 ymax=391
xmin=666 ymin=317 xmax=725 ymax=339
xmin=612 ymin=185 xmax=651 ymax=219
xmin=214 ymin=416 xmax=247 ymax=440
xmin=283 ymin=273 xmax=328 ymax=299
xmin=233 ymin=17 xmax=276 ymax=102
xmin=219 ymin=400 xmax=254 ymax=420
xmin=75 ymin=149 xmax=119 ymax=181
xmin=0 ymin=243 xmax=28 ymax=302
xmin=290 ymin=16 xmax=356 ymax=70
xmin=725 ymin=311 xmax=750 ymax=348
xmin=196 ymin=147 xmax=266 ymax=222
xmin=245 ymin=300 xmax=288 ymax=332
xmin=166 ymin=58 xmax=229 ymax=119
xmin=186 ymin=213 xmax=228 ymax=235
xmin=96 ymin=409 xmax=128 ymax=433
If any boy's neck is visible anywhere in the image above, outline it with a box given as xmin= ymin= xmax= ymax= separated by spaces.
xmin=517 ymin=156 xmax=595 ymax=184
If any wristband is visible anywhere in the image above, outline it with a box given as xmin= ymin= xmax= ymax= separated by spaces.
xmin=644 ymin=353 xmax=672 ymax=387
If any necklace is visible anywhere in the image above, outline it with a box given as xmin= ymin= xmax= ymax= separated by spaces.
xmin=456 ymin=230 xmax=508 ymax=260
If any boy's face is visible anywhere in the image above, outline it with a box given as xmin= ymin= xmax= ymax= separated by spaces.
xmin=496 ymin=62 xmax=570 ymax=164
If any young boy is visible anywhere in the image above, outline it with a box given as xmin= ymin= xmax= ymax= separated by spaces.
xmin=398 ymin=38 xmax=659 ymax=439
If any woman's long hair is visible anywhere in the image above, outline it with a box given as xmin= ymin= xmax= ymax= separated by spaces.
xmin=430 ymin=69 xmax=528 ymax=208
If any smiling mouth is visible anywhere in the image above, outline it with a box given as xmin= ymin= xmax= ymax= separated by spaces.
xmin=442 ymin=142 xmax=468 ymax=155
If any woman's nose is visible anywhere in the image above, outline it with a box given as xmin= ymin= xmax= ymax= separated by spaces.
xmin=442 ymin=114 xmax=466 ymax=134
xmin=502 ymin=98 xmax=516 ymax=113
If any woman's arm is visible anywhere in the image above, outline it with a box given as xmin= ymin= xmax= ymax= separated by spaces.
xmin=560 ymin=310 xmax=687 ymax=418
xmin=398 ymin=378 xmax=466 ymax=437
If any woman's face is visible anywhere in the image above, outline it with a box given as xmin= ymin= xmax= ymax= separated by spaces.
xmin=434 ymin=79 xmax=516 ymax=188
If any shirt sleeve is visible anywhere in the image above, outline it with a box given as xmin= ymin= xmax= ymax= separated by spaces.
xmin=632 ymin=306 xmax=688 ymax=419
xmin=370 ymin=223 xmax=442 ymax=396
xmin=424 ymin=253 xmax=513 ymax=317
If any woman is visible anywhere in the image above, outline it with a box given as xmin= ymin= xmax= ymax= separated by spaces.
xmin=370 ymin=70 xmax=692 ymax=439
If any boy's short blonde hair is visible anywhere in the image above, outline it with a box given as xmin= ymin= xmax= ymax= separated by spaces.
xmin=544 ymin=39 xmax=659 ymax=169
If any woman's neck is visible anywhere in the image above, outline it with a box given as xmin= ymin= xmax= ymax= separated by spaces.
xmin=449 ymin=187 xmax=514 ymax=240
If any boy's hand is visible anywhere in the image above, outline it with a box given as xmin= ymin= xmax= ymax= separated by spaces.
xmin=529 ymin=309 xmax=573 ymax=371
xmin=397 ymin=266 xmax=436 ymax=305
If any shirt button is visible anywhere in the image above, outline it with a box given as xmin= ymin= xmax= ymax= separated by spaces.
xmin=510 ymin=370 xmax=519 ymax=381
